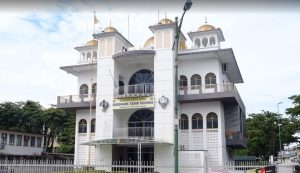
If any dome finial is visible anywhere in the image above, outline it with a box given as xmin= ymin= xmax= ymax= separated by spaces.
xmin=205 ymin=16 xmax=207 ymax=24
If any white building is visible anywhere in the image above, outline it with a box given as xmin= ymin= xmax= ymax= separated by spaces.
xmin=57 ymin=18 xmax=246 ymax=171
xmin=0 ymin=129 xmax=44 ymax=160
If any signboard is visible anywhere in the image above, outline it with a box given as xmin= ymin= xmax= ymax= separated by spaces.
xmin=113 ymin=96 xmax=154 ymax=110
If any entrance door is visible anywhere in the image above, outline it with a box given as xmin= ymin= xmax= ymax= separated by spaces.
xmin=127 ymin=146 xmax=154 ymax=162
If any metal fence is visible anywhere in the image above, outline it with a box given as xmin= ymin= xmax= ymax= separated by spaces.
xmin=0 ymin=160 xmax=296 ymax=173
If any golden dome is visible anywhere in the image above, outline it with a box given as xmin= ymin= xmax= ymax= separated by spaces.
xmin=103 ymin=26 xmax=118 ymax=33
xmin=143 ymin=36 xmax=154 ymax=50
xmin=159 ymin=18 xmax=173 ymax=25
xmin=85 ymin=39 xmax=98 ymax=46
xmin=197 ymin=24 xmax=215 ymax=32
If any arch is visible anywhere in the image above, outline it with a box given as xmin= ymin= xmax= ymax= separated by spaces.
xmin=92 ymin=83 xmax=97 ymax=94
xmin=128 ymin=69 xmax=154 ymax=94
xmin=205 ymin=73 xmax=216 ymax=88
xmin=81 ymin=53 xmax=85 ymax=61
xmin=128 ymin=109 xmax=154 ymax=137
xmin=192 ymin=113 xmax=203 ymax=129
xmin=87 ymin=52 xmax=91 ymax=61
xmin=91 ymin=119 xmax=95 ymax=133
xmin=179 ymin=114 xmax=189 ymax=130
xmin=78 ymin=119 xmax=87 ymax=133
xmin=202 ymin=38 xmax=208 ymax=47
xmin=209 ymin=37 xmax=216 ymax=46
xmin=191 ymin=74 xmax=201 ymax=89
xmin=79 ymin=84 xmax=89 ymax=95
xmin=179 ymin=75 xmax=188 ymax=90
xmin=207 ymin=112 xmax=218 ymax=129
xmin=92 ymin=51 xmax=97 ymax=60
xmin=119 ymin=81 xmax=124 ymax=95
xmin=195 ymin=38 xmax=200 ymax=48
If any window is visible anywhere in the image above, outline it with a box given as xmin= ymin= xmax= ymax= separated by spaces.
xmin=30 ymin=136 xmax=35 ymax=147
xmin=192 ymin=113 xmax=203 ymax=129
xmin=87 ymin=52 xmax=91 ymax=60
xmin=79 ymin=84 xmax=89 ymax=95
xmin=92 ymin=83 xmax=97 ymax=94
xmin=9 ymin=134 xmax=15 ymax=145
xmin=1 ymin=133 xmax=7 ymax=145
xmin=93 ymin=51 xmax=97 ymax=60
xmin=207 ymin=112 xmax=218 ymax=129
xmin=179 ymin=75 xmax=188 ymax=90
xmin=16 ymin=135 xmax=22 ymax=146
xmin=91 ymin=119 xmax=96 ymax=133
xmin=202 ymin=38 xmax=208 ymax=47
xmin=191 ymin=74 xmax=201 ymax=89
xmin=205 ymin=73 xmax=216 ymax=88
xmin=209 ymin=37 xmax=216 ymax=46
xmin=24 ymin=136 xmax=29 ymax=146
xmin=128 ymin=69 xmax=154 ymax=94
xmin=119 ymin=81 xmax=124 ymax=95
xmin=222 ymin=63 xmax=228 ymax=73
xmin=128 ymin=109 xmax=154 ymax=137
xmin=179 ymin=114 xmax=189 ymax=130
xmin=79 ymin=119 xmax=87 ymax=133
xmin=195 ymin=39 xmax=200 ymax=48
xmin=37 ymin=137 xmax=42 ymax=147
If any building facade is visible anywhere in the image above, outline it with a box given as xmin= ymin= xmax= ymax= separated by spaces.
xmin=57 ymin=18 xmax=246 ymax=171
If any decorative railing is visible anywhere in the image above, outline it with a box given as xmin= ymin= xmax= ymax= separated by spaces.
xmin=114 ymin=84 xmax=154 ymax=97
xmin=113 ymin=127 xmax=154 ymax=139
xmin=57 ymin=94 xmax=96 ymax=105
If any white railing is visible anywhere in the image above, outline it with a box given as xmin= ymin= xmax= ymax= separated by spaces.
xmin=57 ymin=94 xmax=96 ymax=104
xmin=113 ymin=127 xmax=154 ymax=139
xmin=114 ymin=84 xmax=154 ymax=96
xmin=178 ymin=82 xmax=234 ymax=95
xmin=0 ymin=159 xmax=294 ymax=173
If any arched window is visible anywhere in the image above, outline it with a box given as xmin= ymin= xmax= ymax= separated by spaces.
xmin=202 ymin=38 xmax=208 ymax=47
xmin=79 ymin=84 xmax=89 ymax=95
xmin=91 ymin=119 xmax=95 ymax=133
xmin=179 ymin=75 xmax=188 ymax=90
xmin=207 ymin=112 xmax=218 ymax=129
xmin=179 ymin=114 xmax=189 ymax=130
xmin=87 ymin=52 xmax=91 ymax=61
xmin=119 ymin=81 xmax=124 ymax=95
xmin=128 ymin=69 xmax=154 ymax=94
xmin=192 ymin=113 xmax=203 ymax=129
xmin=78 ymin=119 xmax=87 ymax=133
xmin=195 ymin=39 xmax=200 ymax=48
xmin=205 ymin=73 xmax=216 ymax=88
xmin=209 ymin=37 xmax=216 ymax=46
xmin=81 ymin=53 xmax=85 ymax=62
xmin=93 ymin=51 xmax=97 ymax=60
xmin=92 ymin=83 xmax=97 ymax=94
xmin=191 ymin=74 xmax=201 ymax=89
xmin=128 ymin=109 xmax=154 ymax=137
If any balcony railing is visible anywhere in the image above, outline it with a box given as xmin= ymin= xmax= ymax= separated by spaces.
xmin=57 ymin=94 xmax=96 ymax=109
xmin=0 ymin=143 xmax=4 ymax=149
xmin=113 ymin=127 xmax=154 ymax=139
xmin=114 ymin=84 xmax=154 ymax=98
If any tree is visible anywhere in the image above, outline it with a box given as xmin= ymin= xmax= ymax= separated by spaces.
xmin=56 ymin=111 xmax=75 ymax=153
xmin=286 ymin=95 xmax=300 ymax=117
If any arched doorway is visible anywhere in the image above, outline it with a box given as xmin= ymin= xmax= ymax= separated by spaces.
xmin=128 ymin=69 xmax=154 ymax=94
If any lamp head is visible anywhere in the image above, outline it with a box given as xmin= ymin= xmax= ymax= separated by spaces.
xmin=184 ymin=0 xmax=193 ymax=11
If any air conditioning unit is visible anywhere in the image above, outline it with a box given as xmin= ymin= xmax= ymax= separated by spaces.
xmin=179 ymin=145 xmax=185 ymax=150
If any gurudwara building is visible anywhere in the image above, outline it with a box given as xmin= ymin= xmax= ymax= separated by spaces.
xmin=57 ymin=17 xmax=246 ymax=172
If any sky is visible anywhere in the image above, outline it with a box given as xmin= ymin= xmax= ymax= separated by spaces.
xmin=0 ymin=0 xmax=299 ymax=115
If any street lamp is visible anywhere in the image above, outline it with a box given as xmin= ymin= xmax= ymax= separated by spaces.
xmin=277 ymin=101 xmax=283 ymax=162
xmin=173 ymin=1 xmax=192 ymax=173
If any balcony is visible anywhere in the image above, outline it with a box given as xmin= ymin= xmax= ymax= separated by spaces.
xmin=114 ymin=84 xmax=154 ymax=98
xmin=178 ymin=82 xmax=245 ymax=112
xmin=57 ymin=94 xmax=96 ymax=109
xmin=225 ymin=131 xmax=246 ymax=149
xmin=113 ymin=127 xmax=154 ymax=139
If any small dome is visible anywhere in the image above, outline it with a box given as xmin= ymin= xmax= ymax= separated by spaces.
xmin=197 ymin=24 xmax=215 ymax=32
xmin=159 ymin=18 xmax=173 ymax=25
xmin=103 ymin=26 xmax=118 ymax=33
xmin=85 ymin=39 xmax=98 ymax=46
xmin=143 ymin=36 xmax=154 ymax=50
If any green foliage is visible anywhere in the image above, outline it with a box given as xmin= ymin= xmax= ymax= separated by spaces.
xmin=0 ymin=100 xmax=75 ymax=154
xmin=286 ymin=95 xmax=300 ymax=117
xmin=234 ymin=111 xmax=299 ymax=160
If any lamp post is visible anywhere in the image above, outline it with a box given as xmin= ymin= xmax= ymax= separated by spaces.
xmin=174 ymin=1 xmax=192 ymax=173
xmin=277 ymin=101 xmax=283 ymax=162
